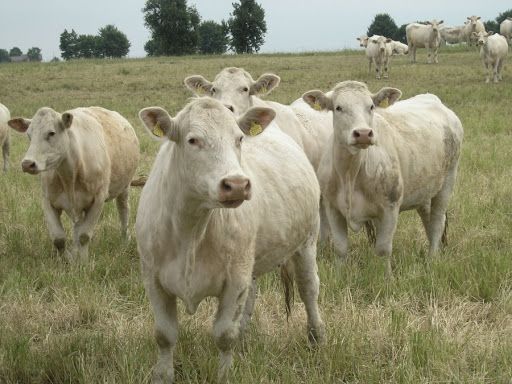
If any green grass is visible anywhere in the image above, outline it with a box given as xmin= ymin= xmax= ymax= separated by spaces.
xmin=0 ymin=48 xmax=511 ymax=383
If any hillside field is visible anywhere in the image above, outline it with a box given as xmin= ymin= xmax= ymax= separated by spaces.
xmin=0 ymin=48 xmax=511 ymax=383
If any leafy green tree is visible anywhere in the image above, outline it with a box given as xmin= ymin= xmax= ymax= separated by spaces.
xmin=143 ymin=0 xmax=201 ymax=56
xmin=484 ymin=20 xmax=499 ymax=33
xmin=496 ymin=9 xmax=512 ymax=24
xmin=198 ymin=20 xmax=228 ymax=54
xmin=367 ymin=13 xmax=398 ymax=39
xmin=76 ymin=34 xmax=102 ymax=58
xmin=9 ymin=47 xmax=22 ymax=57
xmin=227 ymin=0 xmax=267 ymax=53
xmin=60 ymin=29 xmax=80 ymax=60
xmin=99 ymin=24 xmax=131 ymax=58
xmin=0 ymin=49 xmax=10 ymax=62
xmin=27 ymin=47 xmax=42 ymax=62
xmin=395 ymin=24 xmax=408 ymax=43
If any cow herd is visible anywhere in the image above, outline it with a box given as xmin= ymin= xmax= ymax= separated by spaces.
xmin=359 ymin=15 xmax=510 ymax=83
xmin=2 ymin=65 xmax=464 ymax=382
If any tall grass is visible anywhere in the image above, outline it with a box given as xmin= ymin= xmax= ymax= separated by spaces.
xmin=0 ymin=48 xmax=511 ymax=383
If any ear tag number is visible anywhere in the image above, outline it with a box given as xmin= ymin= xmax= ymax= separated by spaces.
xmin=249 ymin=122 xmax=263 ymax=136
xmin=153 ymin=122 xmax=164 ymax=137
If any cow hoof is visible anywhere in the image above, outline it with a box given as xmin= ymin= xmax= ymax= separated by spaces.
xmin=152 ymin=370 xmax=174 ymax=384
xmin=308 ymin=322 xmax=326 ymax=345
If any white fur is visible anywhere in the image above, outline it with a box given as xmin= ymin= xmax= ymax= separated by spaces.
xmin=462 ymin=16 xmax=486 ymax=47
xmin=365 ymin=35 xmax=393 ymax=79
xmin=0 ymin=103 xmax=10 ymax=172
xmin=475 ymin=32 xmax=508 ymax=83
xmin=406 ymin=20 xmax=444 ymax=63
xmin=500 ymin=18 xmax=512 ymax=45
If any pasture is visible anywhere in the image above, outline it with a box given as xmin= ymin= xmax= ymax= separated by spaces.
xmin=0 ymin=47 xmax=511 ymax=383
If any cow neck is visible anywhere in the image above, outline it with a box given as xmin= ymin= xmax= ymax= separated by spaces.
xmin=54 ymin=132 xmax=81 ymax=221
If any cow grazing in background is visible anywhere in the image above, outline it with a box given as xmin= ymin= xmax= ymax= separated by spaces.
xmin=463 ymin=16 xmax=486 ymax=47
xmin=389 ymin=40 xmax=409 ymax=55
xmin=9 ymin=107 xmax=140 ymax=261
xmin=500 ymin=18 xmax=512 ymax=45
xmin=137 ymin=98 xmax=324 ymax=383
xmin=440 ymin=25 xmax=465 ymax=45
xmin=406 ymin=20 xmax=444 ymax=63
xmin=365 ymin=35 xmax=393 ymax=79
xmin=474 ymin=31 xmax=508 ymax=83
xmin=0 ymin=103 xmax=10 ymax=172
xmin=302 ymin=81 xmax=463 ymax=276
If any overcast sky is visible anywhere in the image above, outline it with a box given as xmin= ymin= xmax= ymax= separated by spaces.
xmin=0 ymin=1 xmax=507 ymax=61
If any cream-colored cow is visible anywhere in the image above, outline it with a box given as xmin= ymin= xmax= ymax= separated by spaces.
xmin=365 ymin=35 xmax=393 ymax=79
xmin=473 ymin=31 xmax=508 ymax=83
xmin=9 ymin=107 xmax=139 ymax=261
xmin=137 ymin=98 xmax=324 ymax=383
xmin=303 ymin=81 xmax=463 ymax=276
xmin=0 ymin=103 xmax=10 ymax=172
xmin=389 ymin=40 xmax=409 ymax=55
xmin=406 ymin=20 xmax=444 ymax=63
xmin=500 ymin=18 xmax=512 ymax=45
xmin=463 ymin=15 xmax=486 ymax=47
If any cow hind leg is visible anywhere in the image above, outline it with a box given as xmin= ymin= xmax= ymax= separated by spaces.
xmin=116 ymin=187 xmax=130 ymax=240
xmin=2 ymin=136 xmax=9 ymax=172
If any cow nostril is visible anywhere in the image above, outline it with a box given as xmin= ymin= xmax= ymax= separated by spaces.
xmin=222 ymin=180 xmax=232 ymax=192
xmin=353 ymin=131 xmax=361 ymax=138
xmin=244 ymin=180 xmax=251 ymax=192
xmin=227 ymin=105 xmax=234 ymax=113
xmin=368 ymin=130 xmax=374 ymax=137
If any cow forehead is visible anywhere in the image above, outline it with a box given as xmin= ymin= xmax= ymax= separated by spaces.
xmin=213 ymin=68 xmax=253 ymax=89
xmin=180 ymin=100 xmax=239 ymax=135
xmin=31 ymin=108 xmax=60 ymax=131
xmin=332 ymin=81 xmax=371 ymax=104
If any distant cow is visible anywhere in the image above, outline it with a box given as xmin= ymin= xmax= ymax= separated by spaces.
xmin=137 ymin=98 xmax=324 ymax=382
xmin=389 ymin=40 xmax=409 ymax=55
xmin=440 ymin=25 xmax=465 ymax=44
xmin=406 ymin=20 xmax=444 ymax=63
xmin=500 ymin=18 xmax=512 ymax=45
xmin=9 ymin=107 xmax=140 ymax=261
xmin=302 ymin=81 xmax=463 ymax=276
xmin=365 ymin=35 xmax=393 ymax=79
xmin=0 ymin=103 xmax=10 ymax=172
xmin=463 ymin=16 xmax=486 ymax=47
xmin=474 ymin=31 xmax=508 ymax=83
xmin=357 ymin=35 xmax=369 ymax=47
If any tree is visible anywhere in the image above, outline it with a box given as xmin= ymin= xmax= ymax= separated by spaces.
xmin=227 ymin=0 xmax=267 ymax=53
xmin=27 ymin=47 xmax=42 ymax=62
xmin=198 ymin=20 xmax=228 ymax=54
xmin=484 ymin=20 xmax=499 ymax=33
xmin=143 ymin=0 xmax=201 ymax=56
xmin=60 ymin=29 xmax=80 ymax=60
xmin=99 ymin=24 xmax=131 ymax=58
xmin=0 ymin=49 xmax=10 ymax=62
xmin=367 ymin=13 xmax=398 ymax=39
xmin=395 ymin=24 xmax=408 ymax=43
xmin=496 ymin=9 xmax=512 ymax=24
xmin=9 ymin=47 xmax=22 ymax=57
xmin=76 ymin=34 xmax=102 ymax=58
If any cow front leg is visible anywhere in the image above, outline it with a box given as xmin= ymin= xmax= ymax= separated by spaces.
xmin=2 ymin=135 xmax=9 ymax=172
xmin=383 ymin=59 xmax=389 ymax=78
xmin=426 ymin=44 xmax=432 ymax=64
xmin=374 ymin=208 xmax=399 ymax=278
xmin=239 ymin=278 xmax=256 ymax=335
xmin=42 ymin=198 xmax=67 ymax=257
xmin=433 ymin=47 xmax=439 ymax=63
xmin=72 ymin=196 xmax=105 ymax=262
xmin=116 ymin=187 xmax=130 ymax=240
xmin=214 ymin=279 xmax=250 ymax=382
xmin=325 ymin=202 xmax=349 ymax=262
xmin=483 ymin=62 xmax=490 ymax=83
xmin=493 ymin=60 xmax=500 ymax=83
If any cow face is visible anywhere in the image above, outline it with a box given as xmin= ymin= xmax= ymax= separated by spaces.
xmin=303 ymin=81 xmax=401 ymax=152
xmin=473 ymin=31 xmax=493 ymax=46
xmin=370 ymin=35 xmax=391 ymax=53
xmin=184 ymin=67 xmax=280 ymax=116
xmin=467 ymin=15 xmax=481 ymax=28
xmin=8 ymin=108 xmax=72 ymax=174
xmin=426 ymin=19 xmax=444 ymax=38
xmin=139 ymin=99 xmax=275 ymax=208
xmin=357 ymin=35 xmax=369 ymax=47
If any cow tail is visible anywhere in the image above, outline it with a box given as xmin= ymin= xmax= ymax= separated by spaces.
xmin=365 ymin=220 xmax=376 ymax=246
xmin=280 ymin=261 xmax=295 ymax=321
xmin=441 ymin=212 xmax=448 ymax=246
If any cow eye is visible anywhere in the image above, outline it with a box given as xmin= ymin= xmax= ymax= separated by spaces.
xmin=242 ymin=87 xmax=249 ymax=92
xmin=188 ymin=138 xmax=197 ymax=145
xmin=238 ymin=136 xmax=244 ymax=145
xmin=370 ymin=105 xmax=375 ymax=111
xmin=47 ymin=131 xmax=56 ymax=139
xmin=211 ymin=87 xmax=216 ymax=94
xmin=336 ymin=106 xmax=343 ymax=112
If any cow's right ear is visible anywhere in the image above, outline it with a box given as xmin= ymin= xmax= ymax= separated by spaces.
xmin=472 ymin=32 xmax=478 ymax=38
xmin=8 ymin=118 xmax=31 ymax=133
xmin=487 ymin=31 xmax=494 ymax=36
xmin=302 ymin=90 xmax=333 ymax=111
xmin=62 ymin=113 xmax=73 ymax=129
xmin=184 ymin=75 xmax=213 ymax=96
xmin=139 ymin=107 xmax=178 ymax=141
xmin=237 ymin=107 xmax=275 ymax=136
xmin=372 ymin=87 xmax=402 ymax=108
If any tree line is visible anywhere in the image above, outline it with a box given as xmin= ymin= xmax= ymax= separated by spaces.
xmin=0 ymin=47 xmax=42 ymax=62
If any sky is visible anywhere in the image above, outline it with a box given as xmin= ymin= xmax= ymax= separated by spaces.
xmin=0 ymin=1 xmax=507 ymax=61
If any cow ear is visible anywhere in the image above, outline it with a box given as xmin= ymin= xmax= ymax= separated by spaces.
xmin=438 ymin=20 xmax=444 ymax=24
xmin=139 ymin=107 xmax=178 ymax=141
xmin=8 ymin=118 xmax=31 ymax=133
xmin=386 ymin=38 xmax=392 ymax=43
xmin=250 ymin=73 xmax=280 ymax=96
xmin=237 ymin=107 xmax=275 ymax=136
xmin=302 ymin=90 xmax=333 ymax=111
xmin=372 ymin=87 xmax=402 ymax=108
xmin=472 ymin=32 xmax=478 ymax=38
xmin=184 ymin=75 xmax=213 ymax=96
xmin=487 ymin=31 xmax=494 ymax=36
xmin=476 ymin=16 xmax=480 ymax=20
xmin=62 ymin=113 xmax=73 ymax=129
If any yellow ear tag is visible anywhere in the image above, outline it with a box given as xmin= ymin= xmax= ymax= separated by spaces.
xmin=313 ymin=101 xmax=322 ymax=111
xmin=196 ymin=87 xmax=205 ymax=95
xmin=152 ymin=122 xmax=164 ymax=137
xmin=249 ymin=121 xmax=263 ymax=136
xmin=260 ymin=86 xmax=267 ymax=94
xmin=379 ymin=98 xmax=389 ymax=108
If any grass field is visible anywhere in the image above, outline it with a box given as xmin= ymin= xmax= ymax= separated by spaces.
xmin=0 ymin=47 xmax=511 ymax=383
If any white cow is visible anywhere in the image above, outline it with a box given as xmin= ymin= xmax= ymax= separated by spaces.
xmin=365 ymin=35 xmax=393 ymax=79
xmin=500 ymin=17 xmax=512 ymax=45
xmin=0 ymin=103 xmax=10 ymax=172
xmin=9 ymin=107 xmax=140 ymax=261
xmin=302 ymin=81 xmax=463 ymax=276
xmin=389 ymin=40 xmax=409 ymax=55
xmin=357 ymin=35 xmax=369 ymax=47
xmin=137 ymin=98 xmax=324 ymax=383
xmin=406 ymin=20 xmax=444 ymax=63
xmin=440 ymin=25 xmax=465 ymax=44
xmin=474 ymin=31 xmax=508 ymax=83
xmin=463 ymin=16 xmax=486 ymax=47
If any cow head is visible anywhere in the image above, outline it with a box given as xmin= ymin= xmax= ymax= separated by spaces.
xmin=473 ymin=30 xmax=493 ymax=46
xmin=302 ymin=81 xmax=401 ymax=152
xmin=467 ymin=15 xmax=481 ymax=28
xmin=184 ymin=67 xmax=280 ymax=116
xmin=357 ymin=35 xmax=369 ymax=47
xmin=426 ymin=19 xmax=444 ymax=39
xmin=370 ymin=35 xmax=392 ymax=53
xmin=139 ymin=98 xmax=275 ymax=209
xmin=8 ymin=107 xmax=73 ymax=174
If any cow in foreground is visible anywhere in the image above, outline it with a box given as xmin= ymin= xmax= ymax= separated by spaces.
xmin=474 ymin=31 xmax=508 ymax=83
xmin=302 ymin=81 xmax=463 ymax=276
xmin=9 ymin=107 xmax=139 ymax=261
xmin=0 ymin=103 xmax=10 ymax=172
xmin=137 ymin=98 xmax=324 ymax=383
xmin=463 ymin=16 xmax=486 ymax=47
xmin=365 ymin=35 xmax=393 ymax=79
xmin=500 ymin=18 xmax=512 ymax=45
xmin=406 ymin=20 xmax=444 ymax=63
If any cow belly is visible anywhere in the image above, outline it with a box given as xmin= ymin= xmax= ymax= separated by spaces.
xmin=50 ymin=189 xmax=95 ymax=219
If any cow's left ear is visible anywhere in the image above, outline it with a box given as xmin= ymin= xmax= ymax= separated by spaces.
xmin=302 ymin=90 xmax=333 ymax=111
xmin=438 ymin=20 xmax=444 ymax=24
xmin=250 ymin=74 xmax=280 ymax=96
xmin=184 ymin=75 xmax=213 ymax=96
xmin=139 ymin=107 xmax=178 ymax=141
xmin=372 ymin=87 xmax=402 ymax=108
xmin=8 ymin=118 xmax=31 ymax=133
xmin=487 ymin=31 xmax=494 ymax=36
xmin=62 ymin=113 xmax=73 ymax=129
xmin=237 ymin=107 xmax=275 ymax=136
xmin=386 ymin=38 xmax=392 ymax=43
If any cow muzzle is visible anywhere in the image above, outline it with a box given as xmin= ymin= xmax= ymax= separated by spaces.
xmin=219 ymin=176 xmax=251 ymax=208
xmin=21 ymin=159 xmax=39 ymax=174
xmin=352 ymin=128 xmax=374 ymax=149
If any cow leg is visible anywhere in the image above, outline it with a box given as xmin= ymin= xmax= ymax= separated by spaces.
xmin=2 ymin=135 xmax=9 ymax=172
xmin=497 ymin=59 xmax=504 ymax=80
xmin=409 ymin=45 xmax=415 ymax=63
xmin=325 ymin=202 xmax=349 ymax=261
xmin=73 ymin=196 xmax=105 ymax=262
xmin=493 ymin=60 xmax=500 ymax=83
xmin=375 ymin=64 xmax=381 ymax=79
xmin=239 ymin=278 xmax=257 ymax=335
xmin=213 ymin=279 xmax=250 ymax=382
xmin=374 ymin=208 xmax=399 ymax=278
xmin=368 ymin=58 xmax=372 ymax=74
xmin=416 ymin=204 xmax=432 ymax=240
xmin=426 ymin=44 xmax=432 ymax=64
xmin=484 ymin=62 xmax=490 ymax=83
xmin=293 ymin=235 xmax=325 ymax=345
xmin=147 ymin=278 xmax=178 ymax=384
xmin=42 ymin=198 xmax=67 ymax=256
xmin=383 ymin=58 xmax=389 ymax=78
xmin=116 ymin=187 xmax=130 ymax=240
xmin=433 ymin=46 xmax=439 ymax=64
xmin=319 ymin=199 xmax=331 ymax=243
